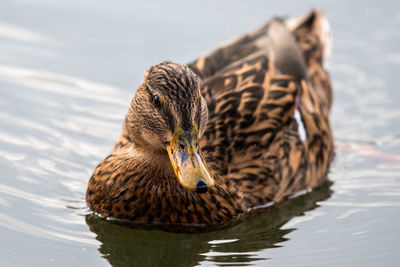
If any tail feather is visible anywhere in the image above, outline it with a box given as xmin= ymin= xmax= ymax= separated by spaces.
xmin=286 ymin=10 xmax=333 ymax=110
xmin=287 ymin=10 xmax=333 ymax=66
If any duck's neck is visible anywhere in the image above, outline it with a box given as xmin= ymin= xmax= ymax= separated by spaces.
xmin=129 ymin=142 xmax=176 ymax=179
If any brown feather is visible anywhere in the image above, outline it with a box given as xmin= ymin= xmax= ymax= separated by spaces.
xmin=86 ymin=10 xmax=334 ymax=228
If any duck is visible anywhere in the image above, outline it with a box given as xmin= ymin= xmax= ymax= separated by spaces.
xmin=86 ymin=10 xmax=334 ymax=228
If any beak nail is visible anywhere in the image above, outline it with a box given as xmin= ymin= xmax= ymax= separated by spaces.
xmin=196 ymin=179 xmax=208 ymax=193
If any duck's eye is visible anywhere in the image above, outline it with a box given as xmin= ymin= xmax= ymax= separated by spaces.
xmin=153 ymin=95 xmax=161 ymax=107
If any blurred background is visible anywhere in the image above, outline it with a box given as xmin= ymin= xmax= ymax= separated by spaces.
xmin=0 ymin=0 xmax=399 ymax=266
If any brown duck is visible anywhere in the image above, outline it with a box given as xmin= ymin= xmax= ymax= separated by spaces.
xmin=86 ymin=10 xmax=334 ymax=228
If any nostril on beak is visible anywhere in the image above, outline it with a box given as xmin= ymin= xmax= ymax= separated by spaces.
xmin=196 ymin=179 xmax=208 ymax=193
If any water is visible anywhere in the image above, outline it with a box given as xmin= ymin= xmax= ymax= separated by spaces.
xmin=0 ymin=0 xmax=399 ymax=266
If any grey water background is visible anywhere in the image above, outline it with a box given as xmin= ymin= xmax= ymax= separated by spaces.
xmin=0 ymin=0 xmax=399 ymax=266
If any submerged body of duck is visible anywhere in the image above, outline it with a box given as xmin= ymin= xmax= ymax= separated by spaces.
xmin=86 ymin=10 xmax=334 ymax=227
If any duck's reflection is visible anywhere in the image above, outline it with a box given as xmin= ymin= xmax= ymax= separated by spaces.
xmin=86 ymin=181 xmax=332 ymax=266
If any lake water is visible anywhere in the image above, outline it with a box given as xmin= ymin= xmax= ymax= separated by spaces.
xmin=1 ymin=0 xmax=399 ymax=266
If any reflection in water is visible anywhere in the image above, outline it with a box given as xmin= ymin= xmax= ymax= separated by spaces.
xmin=86 ymin=181 xmax=332 ymax=266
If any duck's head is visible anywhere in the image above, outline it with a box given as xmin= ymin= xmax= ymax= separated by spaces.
xmin=126 ymin=61 xmax=214 ymax=193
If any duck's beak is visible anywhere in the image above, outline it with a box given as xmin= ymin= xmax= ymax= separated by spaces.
xmin=166 ymin=125 xmax=215 ymax=193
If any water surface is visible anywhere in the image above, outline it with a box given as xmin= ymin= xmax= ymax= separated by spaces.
xmin=0 ymin=0 xmax=399 ymax=266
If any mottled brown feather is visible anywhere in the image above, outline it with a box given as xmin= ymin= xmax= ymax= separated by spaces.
xmin=86 ymin=10 xmax=334 ymax=228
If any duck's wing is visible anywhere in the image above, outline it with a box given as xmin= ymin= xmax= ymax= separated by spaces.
xmin=193 ymin=18 xmax=308 ymax=146
xmin=191 ymin=11 xmax=334 ymax=207
xmin=188 ymin=17 xmax=308 ymax=125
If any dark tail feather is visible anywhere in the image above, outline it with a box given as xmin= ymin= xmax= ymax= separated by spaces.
xmin=288 ymin=10 xmax=333 ymax=109
xmin=288 ymin=10 xmax=332 ymax=66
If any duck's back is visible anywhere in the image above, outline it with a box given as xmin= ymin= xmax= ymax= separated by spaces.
xmin=188 ymin=10 xmax=334 ymax=208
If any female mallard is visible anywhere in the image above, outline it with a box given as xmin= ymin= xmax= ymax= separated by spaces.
xmin=86 ymin=10 xmax=334 ymax=227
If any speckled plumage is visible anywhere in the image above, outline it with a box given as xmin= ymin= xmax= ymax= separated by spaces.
xmin=86 ymin=10 xmax=334 ymax=228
